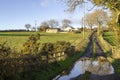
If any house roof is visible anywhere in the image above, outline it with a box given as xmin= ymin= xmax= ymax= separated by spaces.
xmin=47 ymin=28 xmax=60 ymax=29
xmin=64 ymin=26 xmax=74 ymax=29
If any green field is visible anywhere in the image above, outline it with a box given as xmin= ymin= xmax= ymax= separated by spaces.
xmin=103 ymin=31 xmax=118 ymax=46
xmin=0 ymin=32 xmax=89 ymax=51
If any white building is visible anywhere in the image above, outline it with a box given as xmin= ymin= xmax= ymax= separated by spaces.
xmin=63 ymin=26 xmax=74 ymax=32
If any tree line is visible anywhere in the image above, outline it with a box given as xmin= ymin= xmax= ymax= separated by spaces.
xmin=64 ymin=0 xmax=120 ymax=45
xmin=24 ymin=19 xmax=72 ymax=31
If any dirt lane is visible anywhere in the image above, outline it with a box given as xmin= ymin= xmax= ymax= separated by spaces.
xmin=81 ymin=32 xmax=94 ymax=58
xmin=72 ymin=32 xmax=119 ymax=80
xmin=94 ymin=34 xmax=106 ymax=58
xmin=81 ymin=32 xmax=105 ymax=58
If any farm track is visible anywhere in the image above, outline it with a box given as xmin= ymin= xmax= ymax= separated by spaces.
xmin=72 ymin=32 xmax=120 ymax=80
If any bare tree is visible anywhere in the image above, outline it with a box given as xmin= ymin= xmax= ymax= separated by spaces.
xmin=38 ymin=21 xmax=49 ymax=31
xmin=62 ymin=19 xmax=71 ymax=28
xmin=31 ymin=27 xmax=36 ymax=31
xmin=64 ymin=0 xmax=120 ymax=27
xmin=25 ymin=24 xmax=31 ymax=31
xmin=48 ymin=19 xmax=59 ymax=28
xmin=85 ymin=13 xmax=95 ymax=31
xmin=63 ymin=0 xmax=120 ymax=45
xmin=92 ymin=9 xmax=109 ymax=35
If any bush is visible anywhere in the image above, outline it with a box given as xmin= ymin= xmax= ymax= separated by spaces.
xmin=54 ymin=41 xmax=75 ymax=55
xmin=21 ymin=33 xmax=40 ymax=55
xmin=39 ymin=43 xmax=54 ymax=55
xmin=73 ymin=30 xmax=81 ymax=34
xmin=39 ymin=41 xmax=75 ymax=56
xmin=0 ymin=42 xmax=11 ymax=58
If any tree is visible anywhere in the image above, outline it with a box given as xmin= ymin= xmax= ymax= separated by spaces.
xmin=25 ymin=24 xmax=31 ymax=31
xmin=85 ymin=13 xmax=95 ymax=31
xmin=65 ymin=0 xmax=120 ymax=24
xmin=91 ymin=0 xmax=120 ymax=44
xmin=48 ymin=19 xmax=59 ymax=28
xmin=92 ymin=9 xmax=109 ymax=35
xmin=31 ymin=27 xmax=36 ymax=31
xmin=64 ymin=0 xmax=120 ymax=45
xmin=91 ymin=0 xmax=120 ymax=25
xmin=38 ymin=21 xmax=49 ymax=31
xmin=62 ymin=19 xmax=71 ymax=28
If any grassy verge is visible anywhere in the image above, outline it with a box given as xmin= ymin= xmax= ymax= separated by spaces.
xmin=99 ymin=32 xmax=120 ymax=76
xmin=92 ymin=41 xmax=96 ymax=59
xmin=111 ymin=59 xmax=120 ymax=76
xmin=103 ymin=31 xmax=117 ymax=46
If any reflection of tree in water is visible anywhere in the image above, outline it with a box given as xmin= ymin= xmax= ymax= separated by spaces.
xmin=81 ymin=57 xmax=114 ymax=75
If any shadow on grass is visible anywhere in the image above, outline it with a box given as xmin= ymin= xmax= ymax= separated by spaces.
xmin=112 ymin=59 xmax=120 ymax=77
xmin=0 ymin=34 xmax=30 ymax=36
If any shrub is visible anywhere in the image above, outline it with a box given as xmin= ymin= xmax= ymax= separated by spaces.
xmin=74 ymin=30 xmax=81 ymax=34
xmin=0 ymin=42 xmax=11 ymax=58
xmin=39 ymin=41 xmax=75 ymax=56
xmin=54 ymin=41 xmax=75 ymax=55
xmin=39 ymin=43 xmax=54 ymax=55
xmin=21 ymin=33 xmax=40 ymax=55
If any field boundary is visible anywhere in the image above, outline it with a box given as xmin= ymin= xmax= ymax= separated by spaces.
xmin=0 ymin=32 xmax=91 ymax=79
xmin=98 ymin=35 xmax=120 ymax=59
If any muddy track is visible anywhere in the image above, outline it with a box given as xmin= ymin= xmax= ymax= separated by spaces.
xmin=94 ymin=34 xmax=106 ymax=58
xmin=82 ymin=32 xmax=105 ymax=58
xmin=56 ymin=32 xmax=119 ymax=80
xmin=73 ymin=32 xmax=120 ymax=80
xmin=81 ymin=32 xmax=94 ymax=58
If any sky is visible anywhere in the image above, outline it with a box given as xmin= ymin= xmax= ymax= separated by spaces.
xmin=0 ymin=0 xmax=94 ymax=30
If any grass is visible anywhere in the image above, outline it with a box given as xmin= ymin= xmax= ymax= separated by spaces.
xmin=0 ymin=31 xmax=89 ymax=51
xmin=102 ymin=31 xmax=120 ymax=76
xmin=19 ymin=46 xmax=88 ymax=80
xmin=112 ymin=59 xmax=120 ymax=76
xmin=107 ymin=57 xmax=120 ymax=76
xmin=0 ymin=31 xmax=90 ymax=80
xmin=80 ymin=71 xmax=91 ymax=80
xmin=103 ymin=31 xmax=118 ymax=46
xmin=92 ymin=41 xmax=96 ymax=58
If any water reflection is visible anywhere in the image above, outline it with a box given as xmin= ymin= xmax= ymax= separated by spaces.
xmin=55 ymin=57 xmax=114 ymax=80
xmin=58 ymin=61 xmax=84 ymax=80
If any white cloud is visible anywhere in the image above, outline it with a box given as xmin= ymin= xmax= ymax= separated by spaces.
xmin=40 ymin=0 xmax=49 ymax=7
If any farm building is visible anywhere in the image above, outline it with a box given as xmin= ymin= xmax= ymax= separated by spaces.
xmin=63 ymin=26 xmax=74 ymax=32
xmin=63 ymin=26 xmax=79 ymax=32
xmin=46 ymin=28 xmax=60 ymax=33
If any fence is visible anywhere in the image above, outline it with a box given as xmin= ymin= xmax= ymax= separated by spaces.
xmin=98 ymin=35 xmax=120 ymax=59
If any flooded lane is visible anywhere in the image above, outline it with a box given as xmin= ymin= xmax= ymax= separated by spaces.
xmin=54 ymin=57 xmax=114 ymax=80
xmin=58 ymin=60 xmax=83 ymax=80
xmin=53 ymin=32 xmax=116 ymax=80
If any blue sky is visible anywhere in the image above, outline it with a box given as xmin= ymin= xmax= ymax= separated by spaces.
xmin=0 ymin=0 xmax=94 ymax=30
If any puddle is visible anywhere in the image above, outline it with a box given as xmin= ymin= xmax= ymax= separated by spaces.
xmin=53 ymin=57 xmax=114 ymax=80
